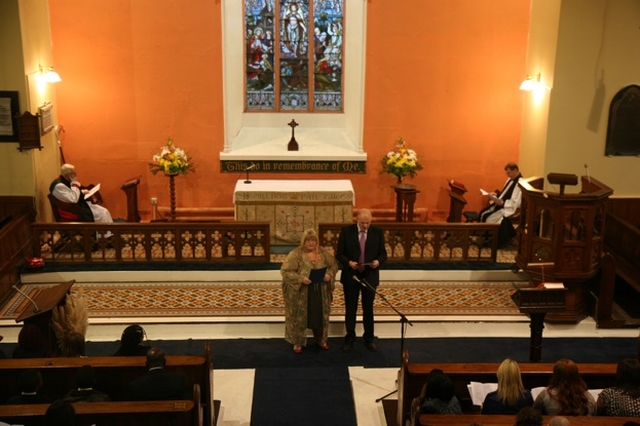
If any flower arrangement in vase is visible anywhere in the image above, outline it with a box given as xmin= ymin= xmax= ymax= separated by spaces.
xmin=149 ymin=137 xmax=195 ymax=176
xmin=149 ymin=137 xmax=195 ymax=220
xmin=380 ymin=136 xmax=423 ymax=186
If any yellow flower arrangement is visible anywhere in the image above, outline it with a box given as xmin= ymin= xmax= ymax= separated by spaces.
xmin=381 ymin=137 xmax=423 ymax=181
xmin=149 ymin=137 xmax=195 ymax=175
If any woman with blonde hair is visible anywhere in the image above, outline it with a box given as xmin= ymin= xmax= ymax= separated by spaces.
xmin=533 ymin=358 xmax=596 ymax=415
xmin=281 ymin=228 xmax=338 ymax=354
xmin=482 ymin=358 xmax=533 ymax=414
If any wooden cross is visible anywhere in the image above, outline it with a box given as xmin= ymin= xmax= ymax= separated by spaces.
xmin=287 ymin=119 xmax=299 ymax=151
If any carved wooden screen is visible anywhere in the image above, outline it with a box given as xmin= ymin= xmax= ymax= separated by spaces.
xmin=244 ymin=0 xmax=344 ymax=112
xmin=605 ymin=85 xmax=640 ymax=156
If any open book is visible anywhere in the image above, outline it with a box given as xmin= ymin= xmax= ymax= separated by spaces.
xmin=467 ymin=382 xmax=603 ymax=407
xmin=480 ymin=188 xmax=500 ymax=203
xmin=83 ymin=183 xmax=101 ymax=200
xmin=467 ymin=382 xmax=547 ymax=406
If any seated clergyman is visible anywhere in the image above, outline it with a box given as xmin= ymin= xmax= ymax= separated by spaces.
xmin=50 ymin=163 xmax=113 ymax=223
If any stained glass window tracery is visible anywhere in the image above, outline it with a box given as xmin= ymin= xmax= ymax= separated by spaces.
xmin=244 ymin=0 xmax=344 ymax=112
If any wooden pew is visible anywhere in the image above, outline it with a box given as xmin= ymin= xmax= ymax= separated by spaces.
xmin=0 ymin=384 xmax=201 ymax=426
xmin=417 ymin=414 xmax=640 ymax=426
xmin=396 ymin=349 xmax=618 ymax=426
xmin=0 ymin=342 xmax=214 ymax=426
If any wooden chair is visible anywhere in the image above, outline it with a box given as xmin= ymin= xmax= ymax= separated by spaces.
xmin=47 ymin=193 xmax=88 ymax=222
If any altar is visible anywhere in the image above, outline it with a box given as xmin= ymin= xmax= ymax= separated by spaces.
xmin=233 ymin=180 xmax=355 ymax=245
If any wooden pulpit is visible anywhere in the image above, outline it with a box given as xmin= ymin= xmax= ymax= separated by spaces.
xmin=515 ymin=174 xmax=613 ymax=323
xmin=15 ymin=280 xmax=75 ymax=355
xmin=446 ymin=180 xmax=468 ymax=222
xmin=121 ymin=177 xmax=141 ymax=222
xmin=511 ymin=286 xmax=567 ymax=362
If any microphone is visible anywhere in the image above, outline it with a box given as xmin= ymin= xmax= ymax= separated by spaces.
xmin=244 ymin=163 xmax=256 ymax=171
xmin=12 ymin=285 xmax=40 ymax=313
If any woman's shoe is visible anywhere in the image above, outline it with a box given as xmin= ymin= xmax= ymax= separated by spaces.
xmin=316 ymin=341 xmax=329 ymax=350
xmin=293 ymin=345 xmax=302 ymax=354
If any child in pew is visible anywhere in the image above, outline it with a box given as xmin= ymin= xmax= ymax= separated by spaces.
xmin=481 ymin=358 xmax=534 ymax=414
xmin=5 ymin=369 xmax=54 ymax=405
xmin=64 ymin=365 xmax=111 ymax=403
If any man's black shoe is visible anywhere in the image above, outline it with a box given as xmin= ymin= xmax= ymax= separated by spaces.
xmin=365 ymin=341 xmax=377 ymax=352
xmin=342 ymin=341 xmax=353 ymax=353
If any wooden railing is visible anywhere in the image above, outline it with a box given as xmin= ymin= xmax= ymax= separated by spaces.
xmin=32 ymin=222 xmax=271 ymax=264
xmin=319 ymin=222 xmax=500 ymax=263
xmin=31 ymin=221 xmax=501 ymax=266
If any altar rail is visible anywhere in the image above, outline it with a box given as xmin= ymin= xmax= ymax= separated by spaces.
xmin=319 ymin=222 xmax=500 ymax=263
xmin=32 ymin=222 xmax=271 ymax=264
xmin=31 ymin=221 xmax=499 ymax=265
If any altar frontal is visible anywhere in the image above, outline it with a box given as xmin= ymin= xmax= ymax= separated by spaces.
xmin=233 ymin=180 xmax=354 ymax=245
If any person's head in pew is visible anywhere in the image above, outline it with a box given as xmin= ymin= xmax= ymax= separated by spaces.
xmin=514 ymin=406 xmax=542 ymax=426
xmin=145 ymin=347 xmax=167 ymax=369
xmin=44 ymin=399 xmax=76 ymax=426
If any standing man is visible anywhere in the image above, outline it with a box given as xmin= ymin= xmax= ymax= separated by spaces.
xmin=336 ymin=208 xmax=387 ymax=352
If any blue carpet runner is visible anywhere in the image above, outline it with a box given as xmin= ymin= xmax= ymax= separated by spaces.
xmin=250 ymin=366 xmax=357 ymax=426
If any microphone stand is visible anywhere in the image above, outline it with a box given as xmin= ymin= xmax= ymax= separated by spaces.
xmin=355 ymin=276 xmax=413 ymax=402
xmin=244 ymin=167 xmax=252 ymax=184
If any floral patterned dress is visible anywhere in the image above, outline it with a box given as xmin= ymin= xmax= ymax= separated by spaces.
xmin=280 ymin=246 xmax=338 ymax=347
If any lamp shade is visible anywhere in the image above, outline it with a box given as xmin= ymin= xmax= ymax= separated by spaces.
xmin=42 ymin=66 xmax=62 ymax=83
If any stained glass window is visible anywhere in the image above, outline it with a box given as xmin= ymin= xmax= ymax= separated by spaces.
xmin=244 ymin=0 xmax=344 ymax=112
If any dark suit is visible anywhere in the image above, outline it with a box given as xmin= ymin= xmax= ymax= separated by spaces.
xmin=336 ymin=222 xmax=387 ymax=343
xmin=127 ymin=368 xmax=186 ymax=401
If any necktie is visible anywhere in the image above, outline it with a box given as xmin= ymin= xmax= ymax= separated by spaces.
xmin=358 ymin=231 xmax=366 ymax=272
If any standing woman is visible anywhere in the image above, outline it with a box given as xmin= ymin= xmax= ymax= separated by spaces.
xmin=281 ymin=229 xmax=338 ymax=354
xmin=533 ymin=358 xmax=596 ymax=415
xmin=482 ymin=358 xmax=534 ymax=414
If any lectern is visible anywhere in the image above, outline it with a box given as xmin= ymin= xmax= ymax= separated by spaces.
xmin=511 ymin=286 xmax=567 ymax=362
xmin=515 ymin=174 xmax=613 ymax=323
xmin=120 ymin=177 xmax=141 ymax=222
xmin=446 ymin=180 xmax=468 ymax=223
xmin=15 ymin=280 xmax=75 ymax=355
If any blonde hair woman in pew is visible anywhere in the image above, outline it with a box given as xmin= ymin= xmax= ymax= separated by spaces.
xmin=281 ymin=228 xmax=338 ymax=354
xmin=481 ymin=358 xmax=534 ymax=414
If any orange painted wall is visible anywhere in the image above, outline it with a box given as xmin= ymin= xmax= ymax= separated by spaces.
xmin=49 ymin=0 xmax=529 ymax=221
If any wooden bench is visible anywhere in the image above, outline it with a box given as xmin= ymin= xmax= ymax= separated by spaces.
xmin=396 ymin=349 xmax=618 ymax=426
xmin=0 ymin=384 xmax=201 ymax=426
xmin=416 ymin=413 xmax=640 ymax=426
xmin=0 ymin=342 xmax=214 ymax=426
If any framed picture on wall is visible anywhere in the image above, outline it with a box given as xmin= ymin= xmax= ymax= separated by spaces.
xmin=39 ymin=102 xmax=54 ymax=135
xmin=0 ymin=91 xmax=20 ymax=142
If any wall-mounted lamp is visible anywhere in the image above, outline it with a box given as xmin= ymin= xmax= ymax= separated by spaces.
xmin=519 ymin=73 xmax=549 ymax=91
xmin=40 ymin=65 xmax=62 ymax=83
